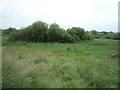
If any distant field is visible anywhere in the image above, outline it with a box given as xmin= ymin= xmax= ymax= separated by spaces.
xmin=2 ymin=35 xmax=119 ymax=88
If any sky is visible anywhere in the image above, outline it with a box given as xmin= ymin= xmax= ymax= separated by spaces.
xmin=0 ymin=0 xmax=119 ymax=32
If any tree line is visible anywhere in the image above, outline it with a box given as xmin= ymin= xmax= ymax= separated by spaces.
xmin=2 ymin=21 xmax=93 ymax=43
xmin=91 ymin=30 xmax=120 ymax=40
xmin=2 ymin=20 xmax=120 ymax=43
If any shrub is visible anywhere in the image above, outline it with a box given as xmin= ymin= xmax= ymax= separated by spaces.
xmin=91 ymin=30 xmax=97 ymax=35
xmin=48 ymin=23 xmax=75 ymax=43
xmin=9 ymin=31 xmax=21 ymax=42
xmin=2 ymin=27 xmax=16 ymax=35
xmin=67 ymin=27 xmax=93 ymax=41
xmin=104 ymin=34 xmax=112 ymax=39
xmin=111 ymin=33 xmax=120 ymax=40
xmin=84 ymin=32 xmax=93 ymax=40
xmin=8 ymin=21 xmax=93 ymax=43
xmin=9 ymin=21 xmax=48 ymax=42
xmin=93 ymin=35 xmax=100 ymax=39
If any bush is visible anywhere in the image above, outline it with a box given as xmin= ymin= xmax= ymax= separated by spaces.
xmin=84 ymin=32 xmax=93 ymax=40
xmin=24 ymin=21 xmax=48 ymax=42
xmin=111 ymin=33 xmax=120 ymax=40
xmin=9 ymin=31 xmax=21 ymax=42
xmin=104 ymin=34 xmax=112 ymax=39
xmin=93 ymin=35 xmax=100 ymax=38
xmin=9 ymin=21 xmax=48 ymax=42
xmin=91 ymin=30 xmax=97 ymax=35
xmin=48 ymin=23 xmax=75 ymax=43
xmin=31 ymin=21 xmax=48 ymax=42
xmin=8 ymin=21 xmax=93 ymax=43
xmin=2 ymin=27 xmax=16 ymax=35
xmin=67 ymin=27 xmax=93 ymax=41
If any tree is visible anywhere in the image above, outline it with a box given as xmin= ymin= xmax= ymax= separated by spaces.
xmin=67 ymin=27 xmax=86 ymax=40
xmin=48 ymin=23 xmax=75 ymax=43
xmin=31 ymin=21 xmax=48 ymax=42
xmin=91 ymin=30 xmax=97 ymax=35
xmin=102 ymin=31 xmax=107 ymax=34
xmin=9 ymin=30 xmax=21 ymax=42
xmin=8 ymin=21 xmax=93 ymax=43
xmin=84 ymin=32 xmax=93 ymax=40
xmin=112 ymin=33 xmax=120 ymax=40
xmin=3 ymin=27 xmax=16 ymax=35
xmin=47 ymin=23 xmax=61 ymax=42
xmin=67 ymin=27 xmax=93 ymax=41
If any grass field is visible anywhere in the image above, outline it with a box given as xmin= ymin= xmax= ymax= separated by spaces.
xmin=2 ymin=35 xmax=119 ymax=88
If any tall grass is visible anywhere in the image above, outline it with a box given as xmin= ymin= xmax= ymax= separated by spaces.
xmin=2 ymin=38 xmax=119 ymax=88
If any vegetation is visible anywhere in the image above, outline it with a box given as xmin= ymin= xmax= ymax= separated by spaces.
xmin=2 ymin=35 xmax=119 ymax=88
xmin=67 ymin=27 xmax=93 ymax=41
xmin=9 ymin=21 xmax=48 ymax=42
xmin=2 ymin=27 xmax=16 ymax=36
xmin=1 ymin=20 xmax=119 ymax=88
xmin=2 ymin=21 xmax=119 ymax=43
xmin=90 ymin=30 xmax=120 ymax=40
xmin=47 ymin=23 xmax=75 ymax=43
xmin=3 ymin=21 xmax=93 ymax=43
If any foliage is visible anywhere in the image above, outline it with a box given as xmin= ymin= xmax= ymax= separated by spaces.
xmin=101 ymin=31 xmax=107 ymax=34
xmin=84 ymin=32 xmax=93 ymax=40
xmin=111 ymin=33 xmax=120 ymax=40
xmin=9 ymin=21 xmax=48 ymax=42
xmin=91 ymin=30 xmax=97 ymax=35
xmin=67 ymin=27 xmax=93 ymax=40
xmin=91 ymin=31 xmax=119 ymax=40
xmin=2 ymin=27 xmax=16 ymax=36
xmin=47 ymin=23 xmax=75 ymax=43
xmin=104 ymin=34 xmax=112 ymax=39
xmin=8 ymin=30 xmax=21 ymax=42
xmin=2 ymin=21 xmax=119 ymax=42
xmin=6 ymin=20 xmax=119 ymax=43
xmin=8 ymin=21 xmax=93 ymax=43
xmin=2 ymin=37 xmax=119 ymax=88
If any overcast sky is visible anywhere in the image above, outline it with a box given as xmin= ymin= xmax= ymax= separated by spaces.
xmin=0 ymin=0 xmax=119 ymax=32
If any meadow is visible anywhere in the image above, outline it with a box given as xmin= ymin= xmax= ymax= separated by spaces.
xmin=2 ymin=35 xmax=119 ymax=88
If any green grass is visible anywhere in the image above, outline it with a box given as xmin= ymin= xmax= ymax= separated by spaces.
xmin=2 ymin=35 xmax=119 ymax=88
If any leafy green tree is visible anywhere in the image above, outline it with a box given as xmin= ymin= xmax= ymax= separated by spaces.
xmin=67 ymin=27 xmax=86 ymax=40
xmin=84 ymin=32 xmax=93 ymax=40
xmin=47 ymin=23 xmax=61 ymax=42
xmin=22 ymin=21 xmax=48 ymax=42
xmin=31 ymin=21 xmax=48 ymax=42
xmin=67 ymin=27 xmax=93 ymax=41
xmin=48 ymin=23 xmax=75 ymax=43
xmin=9 ymin=30 xmax=21 ymax=42
xmin=3 ymin=27 xmax=16 ymax=35
xmin=91 ymin=30 xmax=97 ymax=35
xmin=102 ymin=31 xmax=107 ymax=34
xmin=111 ymin=33 xmax=120 ymax=40
xmin=9 ymin=21 xmax=93 ymax=43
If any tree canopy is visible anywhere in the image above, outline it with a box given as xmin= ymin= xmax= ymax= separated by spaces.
xmin=3 ymin=20 xmax=95 ymax=43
